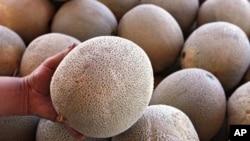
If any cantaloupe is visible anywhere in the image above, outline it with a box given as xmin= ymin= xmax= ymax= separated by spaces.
xmin=140 ymin=0 xmax=199 ymax=34
xmin=210 ymin=118 xmax=228 ymax=141
xmin=98 ymin=0 xmax=140 ymax=21
xmin=112 ymin=105 xmax=199 ymax=141
xmin=50 ymin=36 xmax=154 ymax=138
xmin=0 ymin=116 xmax=39 ymax=141
xmin=197 ymin=0 xmax=250 ymax=38
xmin=36 ymin=119 xmax=77 ymax=141
xmin=227 ymin=81 xmax=250 ymax=125
xmin=19 ymin=33 xmax=80 ymax=76
xmin=36 ymin=119 xmax=111 ymax=141
xmin=181 ymin=22 xmax=250 ymax=91
xmin=51 ymin=0 xmax=117 ymax=42
xmin=0 ymin=0 xmax=55 ymax=44
xmin=0 ymin=25 xmax=26 ymax=76
xmin=118 ymin=4 xmax=184 ymax=73
xmin=150 ymin=68 xmax=226 ymax=141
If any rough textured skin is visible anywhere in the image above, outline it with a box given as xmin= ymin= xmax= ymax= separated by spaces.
xmin=85 ymin=137 xmax=111 ymax=141
xmin=150 ymin=68 xmax=226 ymax=141
xmin=112 ymin=105 xmax=199 ymax=141
xmin=198 ymin=0 xmax=250 ymax=38
xmin=36 ymin=119 xmax=111 ymax=141
xmin=51 ymin=36 xmax=154 ymax=138
xmin=181 ymin=22 xmax=250 ymax=91
xmin=0 ymin=25 xmax=26 ymax=76
xmin=228 ymin=82 xmax=250 ymax=125
xmin=210 ymin=118 xmax=228 ymax=141
xmin=118 ymin=4 xmax=184 ymax=73
xmin=19 ymin=33 xmax=80 ymax=76
xmin=0 ymin=116 xmax=39 ymax=141
xmin=36 ymin=119 xmax=77 ymax=141
xmin=0 ymin=0 xmax=55 ymax=44
xmin=51 ymin=0 xmax=117 ymax=42
xmin=140 ymin=0 xmax=199 ymax=33
xmin=98 ymin=0 xmax=140 ymax=21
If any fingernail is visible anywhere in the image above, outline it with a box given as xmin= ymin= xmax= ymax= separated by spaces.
xmin=56 ymin=113 xmax=65 ymax=123
xmin=68 ymin=43 xmax=77 ymax=50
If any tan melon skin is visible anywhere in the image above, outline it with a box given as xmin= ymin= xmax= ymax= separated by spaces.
xmin=51 ymin=0 xmax=117 ymax=42
xmin=0 ymin=116 xmax=39 ymax=141
xmin=0 ymin=25 xmax=26 ymax=76
xmin=36 ymin=119 xmax=111 ymax=141
xmin=98 ymin=0 xmax=140 ymax=21
xmin=118 ymin=4 xmax=184 ymax=73
xmin=150 ymin=68 xmax=226 ymax=141
xmin=198 ymin=0 xmax=250 ymax=38
xmin=36 ymin=119 xmax=77 ymax=141
xmin=181 ymin=22 xmax=250 ymax=91
xmin=112 ymin=105 xmax=199 ymax=141
xmin=50 ymin=36 xmax=154 ymax=138
xmin=228 ymin=82 xmax=250 ymax=125
xmin=0 ymin=0 xmax=55 ymax=44
xmin=19 ymin=33 xmax=80 ymax=76
xmin=140 ymin=0 xmax=199 ymax=34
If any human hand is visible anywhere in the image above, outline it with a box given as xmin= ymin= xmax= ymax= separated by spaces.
xmin=22 ymin=43 xmax=84 ymax=140
xmin=23 ymin=43 xmax=76 ymax=120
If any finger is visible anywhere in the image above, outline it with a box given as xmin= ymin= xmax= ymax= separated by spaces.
xmin=41 ymin=43 xmax=78 ymax=71
xmin=64 ymin=123 xmax=85 ymax=141
xmin=43 ymin=106 xmax=58 ymax=122
xmin=42 ymin=110 xmax=58 ymax=122
xmin=34 ymin=99 xmax=58 ymax=122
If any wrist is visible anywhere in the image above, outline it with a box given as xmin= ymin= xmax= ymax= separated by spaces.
xmin=19 ymin=77 xmax=30 ymax=116
xmin=0 ymin=76 xmax=29 ymax=116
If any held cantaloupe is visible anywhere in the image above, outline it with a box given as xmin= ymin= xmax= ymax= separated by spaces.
xmin=51 ymin=0 xmax=117 ymax=42
xmin=50 ymin=36 xmax=154 ymax=138
xmin=0 ymin=25 xmax=26 ymax=76
xmin=118 ymin=4 xmax=184 ymax=73
xmin=112 ymin=105 xmax=199 ymax=141
xmin=150 ymin=68 xmax=226 ymax=141
xmin=181 ymin=22 xmax=250 ymax=91
xmin=0 ymin=116 xmax=39 ymax=141
xmin=19 ymin=33 xmax=80 ymax=76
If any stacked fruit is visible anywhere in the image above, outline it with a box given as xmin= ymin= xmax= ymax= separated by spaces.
xmin=0 ymin=0 xmax=250 ymax=141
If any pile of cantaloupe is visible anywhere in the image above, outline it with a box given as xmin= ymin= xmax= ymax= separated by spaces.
xmin=1 ymin=0 xmax=250 ymax=141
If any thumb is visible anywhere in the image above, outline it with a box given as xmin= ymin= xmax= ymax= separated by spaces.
xmin=41 ymin=43 xmax=78 ymax=71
